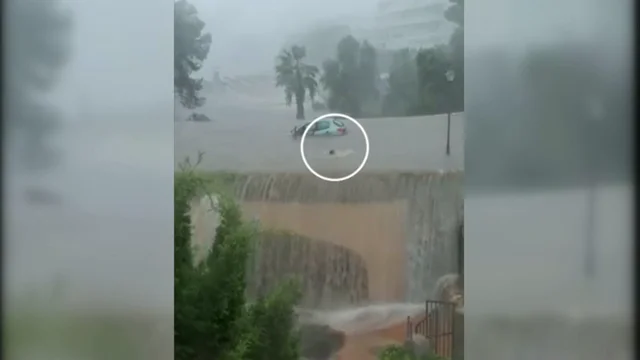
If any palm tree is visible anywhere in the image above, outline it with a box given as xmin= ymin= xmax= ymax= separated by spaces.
xmin=275 ymin=45 xmax=319 ymax=119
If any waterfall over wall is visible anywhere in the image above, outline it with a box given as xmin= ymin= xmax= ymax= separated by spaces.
xmin=249 ymin=230 xmax=370 ymax=308
xmin=190 ymin=171 xmax=463 ymax=306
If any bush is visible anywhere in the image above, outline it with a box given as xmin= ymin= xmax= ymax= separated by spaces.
xmin=175 ymin=164 xmax=301 ymax=360
xmin=377 ymin=344 xmax=446 ymax=360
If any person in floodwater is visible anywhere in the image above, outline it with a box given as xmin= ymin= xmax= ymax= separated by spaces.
xmin=327 ymin=149 xmax=354 ymax=157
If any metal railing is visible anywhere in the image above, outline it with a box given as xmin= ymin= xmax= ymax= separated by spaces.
xmin=413 ymin=300 xmax=457 ymax=358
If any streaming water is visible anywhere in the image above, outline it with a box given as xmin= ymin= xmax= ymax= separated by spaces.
xmin=189 ymin=173 xmax=464 ymax=307
xmin=300 ymin=303 xmax=425 ymax=336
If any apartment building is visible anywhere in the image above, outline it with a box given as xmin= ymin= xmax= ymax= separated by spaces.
xmin=374 ymin=0 xmax=455 ymax=50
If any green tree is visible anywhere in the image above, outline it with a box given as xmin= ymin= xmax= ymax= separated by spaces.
xmin=275 ymin=45 xmax=319 ymax=120
xmin=382 ymin=49 xmax=420 ymax=116
xmin=381 ymin=0 xmax=463 ymax=118
xmin=175 ymin=166 xmax=302 ymax=360
xmin=357 ymin=41 xmax=381 ymax=115
xmin=444 ymin=0 xmax=464 ymax=111
xmin=321 ymin=36 xmax=380 ymax=117
xmin=416 ymin=45 xmax=452 ymax=115
xmin=236 ymin=280 xmax=302 ymax=360
xmin=377 ymin=344 xmax=446 ymax=360
xmin=174 ymin=0 xmax=212 ymax=109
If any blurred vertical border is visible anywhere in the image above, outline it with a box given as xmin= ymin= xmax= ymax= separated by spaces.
xmin=3 ymin=0 xmax=174 ymax=359
xmin=465 ymin=0 xmax=634 ymax=359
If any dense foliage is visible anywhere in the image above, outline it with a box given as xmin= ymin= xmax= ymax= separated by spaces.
xmin=321 ymin=36 xmax=380 ymax=117
xmin=381 ymin=49 xmax=420 ymax=116
xmin=444 ymin=0 xmax=464 ymax=112
xmin=377 ymin=344 xmax=447 ymax=360
xmin=174 ymin=0 xmax=212 ymax=109
xmin=174 ymin=167 xmax=301 ymax=360
xmin=275 ymin=45 xmax=320 ymax=119
xmin=386 ymin=0 xmax=464 ymax=117
xmin=414 ymin=45 xmax=455 ymax=115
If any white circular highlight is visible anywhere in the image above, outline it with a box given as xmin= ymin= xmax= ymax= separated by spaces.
xmin=300 ymin=113 xmax=370 ymax=182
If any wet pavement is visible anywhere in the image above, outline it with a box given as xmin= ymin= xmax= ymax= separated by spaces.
xmin=175 ymin=101 xmax=464 ymax=173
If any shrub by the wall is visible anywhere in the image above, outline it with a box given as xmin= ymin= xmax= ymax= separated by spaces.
xmin=377 ymin=344 xmax=447 ymax=360
xmin=175 ymin=165 xmax=301 ymax=360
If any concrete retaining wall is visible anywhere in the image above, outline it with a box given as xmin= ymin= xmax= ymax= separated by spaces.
xmin=190 ymin=171 xmax=464 ymax=306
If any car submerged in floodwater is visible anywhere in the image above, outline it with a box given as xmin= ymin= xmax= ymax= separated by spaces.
xmin=291 ymin=118 xmax=348 ymax=139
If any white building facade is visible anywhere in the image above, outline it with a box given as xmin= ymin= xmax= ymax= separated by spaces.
xmin=374 ymin=0 xmax=456 ymax=50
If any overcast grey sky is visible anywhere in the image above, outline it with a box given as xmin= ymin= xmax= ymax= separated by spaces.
xmin=189 ymin=0 xmax=378 ymax=77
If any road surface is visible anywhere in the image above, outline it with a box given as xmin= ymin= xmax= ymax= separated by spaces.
xmin=175 ymin=100 xmax=464 ymax=173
